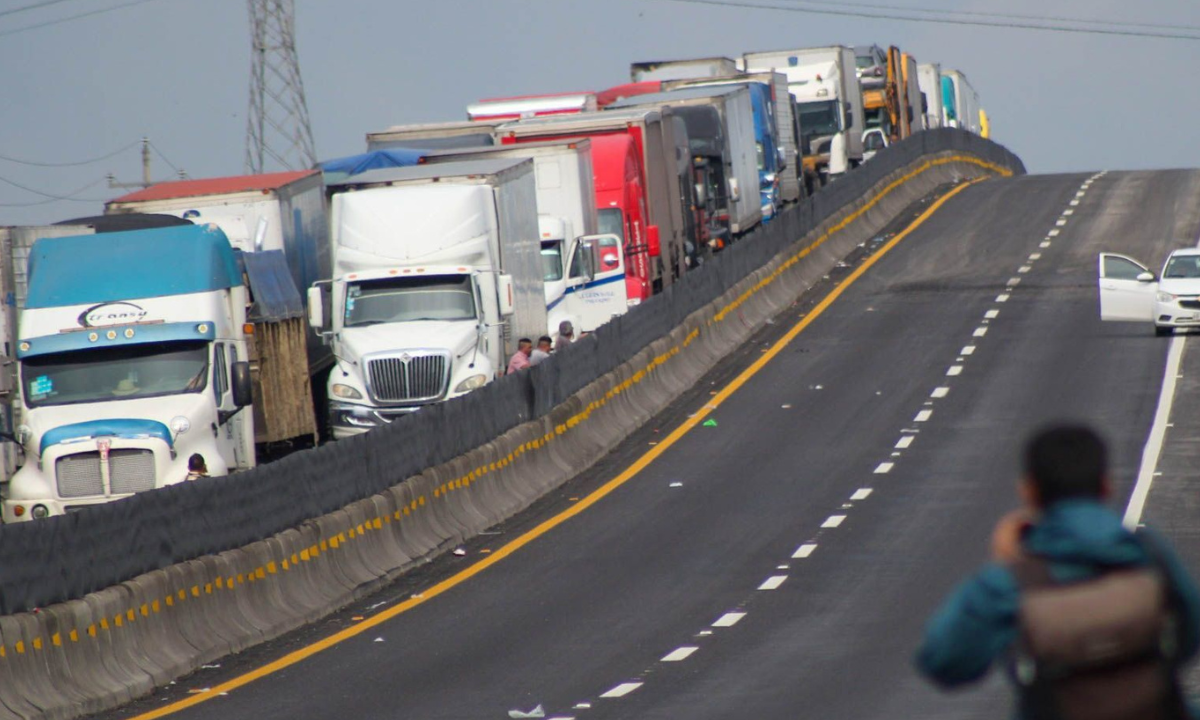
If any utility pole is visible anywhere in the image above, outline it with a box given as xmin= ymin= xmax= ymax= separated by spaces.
xmin=244 ymin=0 xmax=317 ymax=174
xmin=107 ymin=137 xmax=186 ymax=190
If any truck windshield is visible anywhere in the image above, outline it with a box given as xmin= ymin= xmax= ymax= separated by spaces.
xmin=598 ymin=209 xmax=625 ymax=242
xmin=542 ymin=240 xmax=564 ymax=282
xmin=798 ymin=100 xmax=840 ymax=137
xmin=22 ymin=341 xmax=209 ymax=408
xmin=345 ymin=275 xmax=476 ymax=326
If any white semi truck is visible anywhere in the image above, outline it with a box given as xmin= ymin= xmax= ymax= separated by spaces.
xmin=417 ymin=139 xmax=630 ymax=335
xmin=311 ymin=158 xmax=546 ymax=438
xmin=917 ymin=63 xmax=944 ymax=130
xmin=742 ymin=46 xmax=865 ymax=182
xmin=1 ymin=224 xmax=303 ymax=521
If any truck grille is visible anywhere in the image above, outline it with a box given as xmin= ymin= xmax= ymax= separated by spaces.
xmin=367 ymin=352 xmax=450 ymax=403
xmin=55 ymin=449 xmax=156 ymax=498
xmin=56 ymin=453 xmax=103 ymax=498
xmin=108 ymin=449 xmax=156 ymax=494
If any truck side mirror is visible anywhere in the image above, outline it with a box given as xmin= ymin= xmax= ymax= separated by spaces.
xmin=694 ymin=183 xmax=707 ymax=206
xmin=497 ymin=274 xmax=516 ymax=315
xmin=646 ymin=225 xmax=661 ymax=257
xmin=231 ymin=361 xmax=253 ymax=408
xmin=307 ymin=285 xmax=325 ymax=329
xmin=844 ymin=109 xmax=854 ymax=129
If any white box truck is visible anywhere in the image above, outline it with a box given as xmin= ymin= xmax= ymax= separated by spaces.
xmin=105 ymin=171 xmax=332 ymax=376
xmin=917 ymin=63 xmax=944 ymax=130
xmin=417 ymin=139 xmax=630 ymax=335
xmin=312 ymin=158 xmax=545 ymax=438
xmin=743 ymin=46 xmax=865 ymax=182
xmin=941 ymin=69 xmax=981 ymax=134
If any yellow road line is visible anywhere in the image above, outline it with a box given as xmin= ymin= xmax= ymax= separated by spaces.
xmin=127 ymin=177 xmax=981 ymax=720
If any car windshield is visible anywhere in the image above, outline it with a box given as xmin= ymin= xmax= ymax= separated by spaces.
xmin=23 ymin=340 xmax=209 ymax=408
xmin=856 ymin=55 xmax=876 ymax=69
xmin=542 ymin=240 xmax=564 ymax=282
xmin=798 ymin=100 xmax=840 ymax=137
xmin=345 ymin=275 xmax=476 ymax=326
xmin=1163 ymin=255 xmax=1200 ymax=279
xmin=598 ymin=208 xmax=625 ymax=242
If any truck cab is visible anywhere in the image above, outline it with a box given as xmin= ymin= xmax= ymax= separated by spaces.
xmin=2 ymin=226 xmax=255 ymax=522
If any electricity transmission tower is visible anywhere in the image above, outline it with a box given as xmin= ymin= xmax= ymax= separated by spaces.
xmin=244 ymin=0 xmax=317 ymax=174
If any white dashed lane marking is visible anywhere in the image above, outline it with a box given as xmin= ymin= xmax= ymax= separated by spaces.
xmin=758 ymin=576 xmax=787 ymax=591
xmin=822 ymin=515 xmax=846 ymax=528
xmin=895 ymin=435 xmax=915 ymax=448
xmin=985 ymin=309 xmax=999 ymax=319
xmin=661 ymin=647 xmax=699 ymax=662
xmin=712 ymin=612 xmax=746 ymax=627
xmin=996 ymin=294 xmax=1009 ymax=302
xmin=961 ymin=345 xmax=976 ymax=355
xmin=851 ymin=488 xmax=873 ymax=500
xmin=973 ymin=326 xmax=988 ymax=337
xmin=600 ymin=683 xmax=643 ymax=698
xmin=792 ymin=544 xmax=817 ymax=559
xmin=948 ymin=363 xmax=965 ymax=375
xmin=931 ymin=387 xmax=949 ymax=399
xmin=874 ymin=462 xmax=894 ymax=474
xmin=915 ymin=409 xmax=933 ymax=422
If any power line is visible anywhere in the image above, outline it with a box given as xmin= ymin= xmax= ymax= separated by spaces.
xmin=776 ymin=0 xmax=1200 ymax=33
xmin=0 ymin=0 xmax=171 ymax=39
xmin=0 ymin=176 xmax=109 ymax=206
xmin=655 ymin=0 xmax=1200 ymax=41
xmin=0 ymin=140 xmax=140 ymax=168
xmin=0 ymin=0 xmax=83 ymax=21
xmin=147 ymin=140 xmax=185 ymax=177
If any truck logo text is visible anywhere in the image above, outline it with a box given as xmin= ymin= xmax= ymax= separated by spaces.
xmin=78 ymin=302 xmax=149 ymax=328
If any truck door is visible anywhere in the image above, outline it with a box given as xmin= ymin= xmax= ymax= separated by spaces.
xmin=565 ymin=234 xmax=629 ymax=332
xmin=1098 ymin=253 xmax=1157 ymax=322
xmin=210 ymin=342 xmax=248 ymax=471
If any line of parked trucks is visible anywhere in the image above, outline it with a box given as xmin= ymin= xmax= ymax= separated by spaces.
xmin=0 ymin=45 xmax=989 ymax=522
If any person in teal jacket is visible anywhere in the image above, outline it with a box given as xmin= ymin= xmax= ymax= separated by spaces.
xmin=916 ymin=424 xmax=1200 ymax=716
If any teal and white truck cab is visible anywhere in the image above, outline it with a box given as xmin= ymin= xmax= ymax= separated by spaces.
xmin=2 ymin=225 xmax=256 ymax=522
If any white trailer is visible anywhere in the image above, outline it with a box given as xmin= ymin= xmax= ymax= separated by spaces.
xmin=742 ymin=46 xmax=865 ymax=179
xmin=942 ymin=69 xmax=981 ymax=134
xmin=313 ymin=158 xmax=545 ymax=438
xmin=418 ymin=139 xmax=629 ymax=334
xmin=630 ymin=57 xmax=740 ymax=82
xmin=917 ymin=63 xmax=944 ymax=130
xmin=366 ymin=120 xmax=503 ymax=151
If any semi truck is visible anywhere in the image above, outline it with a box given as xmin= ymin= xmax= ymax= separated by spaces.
xmin=941 ymin=69 xmax=981 ymax=133
xmin=2 ymin=223 xmax=315 ymax=521
xmin=661 ymin=70 xmax=804 ymax=210
xmin=418 ymin=140 xmax=631 ymax=334
xmin=742 ymin=46 xmax=864 ymax=183
xmin=496 ymin=108 xmax=695 ymax=290
xmin=607 ymin=85 xmax=762 ymax=238
xmin=311 ymin=158 xmax=546 ymax=438
xmin=917 ymin=63 xmax=944 ymax=130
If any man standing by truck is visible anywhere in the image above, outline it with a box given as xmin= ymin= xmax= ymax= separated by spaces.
xmin=917 ymin=424 xmax=1200 ymax=719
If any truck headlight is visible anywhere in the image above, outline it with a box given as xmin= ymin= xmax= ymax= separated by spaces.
xmin=170 ymin=416 xmax=191 ymax=435
xmin=1158 ymin=291 xmax=1178 ymax=303
xmin=454 ymin=374 xmax=489 ymax=393
xmin=331 ymin=383 xmax=363 ymax=399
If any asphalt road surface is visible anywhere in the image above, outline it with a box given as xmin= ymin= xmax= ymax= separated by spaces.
xmin=113 ymin=169 xmax=1200 ymax=720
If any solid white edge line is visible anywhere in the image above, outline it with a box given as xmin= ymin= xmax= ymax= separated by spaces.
xmin=793 ymin=544 xmax=817 ymax=558
xmin=661 ymin=646 xmax=699 ymax=662
xmin=1123 ymin=335 xmax=1187 ymax=529
xmin=600 ymin=682 xmax=643 ymax=698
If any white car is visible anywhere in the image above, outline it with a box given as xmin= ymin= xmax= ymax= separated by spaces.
xmin=1098 ymin=249 xmax=1200 ymax=336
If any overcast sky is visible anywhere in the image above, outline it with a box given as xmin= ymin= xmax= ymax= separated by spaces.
xmin=0 ymin=0 xmax=1196 ymax=226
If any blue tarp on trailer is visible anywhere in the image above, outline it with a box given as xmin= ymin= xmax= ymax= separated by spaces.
xmin=317 ymin=149 xmax=428 ymax=183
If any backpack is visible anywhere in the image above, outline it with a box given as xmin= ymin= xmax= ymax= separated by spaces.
xmin=1008 ymin=547 xmax=1188 ymax=720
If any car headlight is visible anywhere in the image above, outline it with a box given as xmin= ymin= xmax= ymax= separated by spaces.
xmin=453 ymin=374 xmax=489 ymax=393
xmin=331 ymin=383 xmax=363 ymax=399
xmin=170 ymin=416 xmax=191 ymax=435
xmin=1158 ymin=291 xmax=1178 ymax=303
